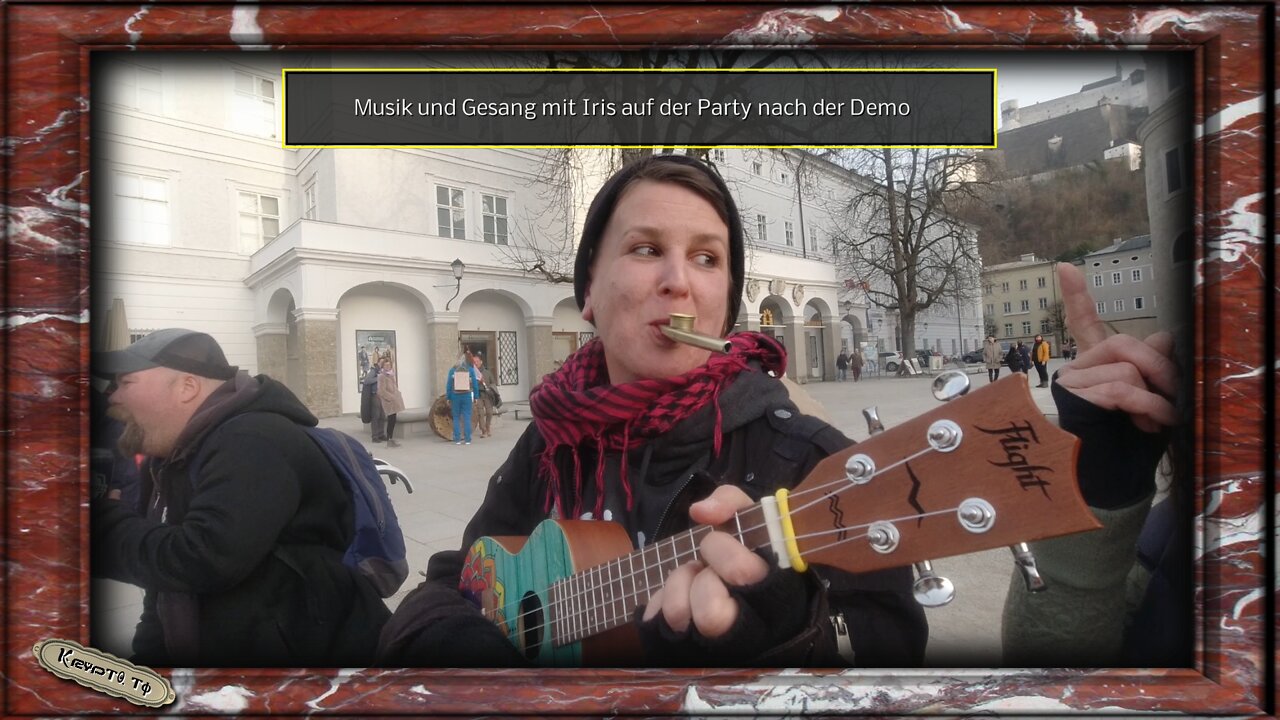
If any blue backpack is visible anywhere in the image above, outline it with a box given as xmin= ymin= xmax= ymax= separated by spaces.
xmin=190 ymin=422 xmax=409 ymax=598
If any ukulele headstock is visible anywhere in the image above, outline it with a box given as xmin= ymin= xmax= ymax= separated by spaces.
xmin=787 ymin=373 xmax=1097 ymax=574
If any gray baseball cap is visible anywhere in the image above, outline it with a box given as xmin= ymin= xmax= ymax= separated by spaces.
xmin=93 ymin=328 xmax=238 ymax=380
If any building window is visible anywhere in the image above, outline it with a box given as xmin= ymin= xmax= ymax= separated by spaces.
xmin=784 ymin=221 xmax=794 ymax=247
xmin=751 ymin=161 xmax=762 ymax=176
xmin=497 ymin=330 xmax=519 ymax=385
xmin=756 ymin=214 xmax=767 ymax=242
xmin=1114 ymin=299 xmax=1125 ymax=312
xmin=303 ymin=182 xmax=317 ymax=220
xmin=436 ymin=185 xmax=466 ymax=239
xmin=1165 ymin=145 xmax=1189 ymax=194
xmin=1037 ymin=276 xmax=1046 ymax=288
xmin=111 ymin=63 xmax=162 ymax=113
xmin=481 ymin=194 xmax=509 ymax=245
xmin=1022 ymin=321 xmax=1032 ymax=335
xmin=1020 ymin=300 xmax=1030 ymax=312
xmin=712 ymin=149 xmax=725 ymax=163
xmin=1111 ymin=271 xmax=1122 ymax=284
xmin=986 ymin=303 xmax=994 ymax=315
xmin=1096 ymin=301 xmax=1106 ymax=315
xmin=1131 ymin=268 xmax=1142 ymax=282
xmin=1004 ymin=323 xmax=1013 ymax=337
xmin=233 ymin=70 xmax=276 ymax=138
xmin=1040 ymin=320 xmax=1051 ymax=333
xmin=808 ymin=228 xmax=818 ymax=252
xmin=1001 ymin=281 xmax=1009 ymax=293
xmin=1002 ymin=302 xmax=1011 ymax=314
xmin=1018 ymin=279 xmax=1028 ymax=290
xmin=113 ymin=171 xmax=169 ymax=246
xmin=237 ymin=191 xmax=280 ymax=253
xmin=779 ymin=171 xmax=789 ymax=184
xmin=1134 ymin=296 xmax=1145 ymax=310
xmin=1093 ymin=274 xmax=1104 ymax=288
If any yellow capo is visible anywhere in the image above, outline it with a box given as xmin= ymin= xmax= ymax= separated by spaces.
xmin=774 ymin=488 xmax=808 ymax=572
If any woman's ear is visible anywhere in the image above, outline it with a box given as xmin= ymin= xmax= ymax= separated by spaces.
xmin=581 ymin=286 xmax=595 ymax=324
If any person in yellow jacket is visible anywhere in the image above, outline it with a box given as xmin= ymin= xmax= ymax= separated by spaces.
xmin=1032 ymin=334 xmax=1051 ymax=388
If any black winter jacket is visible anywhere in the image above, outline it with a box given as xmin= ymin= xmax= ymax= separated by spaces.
xmin=92 ymin=373 xmax=390 ymax=667
xmin=378 ymin=368 xmax=926 ymax=667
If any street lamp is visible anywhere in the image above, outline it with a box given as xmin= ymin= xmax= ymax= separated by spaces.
xmin=445 ymin=258 xmax=465 ymax=311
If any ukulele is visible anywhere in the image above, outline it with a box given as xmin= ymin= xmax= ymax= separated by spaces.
xmin=459 ymin=372 xmax=1098 ymax=666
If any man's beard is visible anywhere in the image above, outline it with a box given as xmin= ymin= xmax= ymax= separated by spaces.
xmin=107 ymin=405 xmax=145 ymax=457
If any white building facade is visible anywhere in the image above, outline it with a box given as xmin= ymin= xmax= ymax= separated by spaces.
xmin=95 ymin=55 xmax=861 ymax=417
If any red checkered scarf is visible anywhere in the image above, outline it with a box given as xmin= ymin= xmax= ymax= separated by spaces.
xmin=529 ymin=331 xmax=786 ymax=518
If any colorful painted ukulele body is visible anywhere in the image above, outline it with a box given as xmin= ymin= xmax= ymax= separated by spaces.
xmin=461 ymin=373 xmax=1100 ymax=666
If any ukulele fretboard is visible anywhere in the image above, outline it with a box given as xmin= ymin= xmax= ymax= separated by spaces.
xmin=548 ymin=505 xmax=772 ymax=646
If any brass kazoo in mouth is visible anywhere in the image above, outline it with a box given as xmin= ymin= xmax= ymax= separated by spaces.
xmin=658 ymin=313 xmax=731 ymax=353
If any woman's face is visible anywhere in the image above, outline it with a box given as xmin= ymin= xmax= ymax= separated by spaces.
xmin=581 ymin=180 xmax=731 ymax=384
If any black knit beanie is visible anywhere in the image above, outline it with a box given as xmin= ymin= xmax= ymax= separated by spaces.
xmin=573 ymin=154 xmax=746 ymax=335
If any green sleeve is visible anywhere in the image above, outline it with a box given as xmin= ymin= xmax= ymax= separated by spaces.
xmin=1001 ymin=491 xmax=1154 ymax=666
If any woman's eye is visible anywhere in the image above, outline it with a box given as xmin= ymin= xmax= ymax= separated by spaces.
xmin=693 ymin=253 xmax=718 ymax=267
xmin=632 ymin=245 xmax=658 ymax=257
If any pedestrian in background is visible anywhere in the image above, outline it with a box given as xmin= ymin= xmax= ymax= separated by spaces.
xmin=849 ymin=348 xmax=864 ymax=382
xmin=1005 ymin=342 xmax=1024 ymax=374
xmin=446 ymin=355 xmax=479 ymax=445
xmin=362 ymin=363 xmax=386 ymax=443
xmin=1018 ymin=341 xmax=1032 ymax=376
xmin=835 ymin=350 xmax=848 ymax=381
xmin=377 ymin=358 xmax=406 ymax=448
xmin=983 ymin=335 xmax=1002 ymax=383
xmin=1032 ymin=334 xmax=1051 ymax=388
xmin=471 ymin=352 xmax=494 ymax=439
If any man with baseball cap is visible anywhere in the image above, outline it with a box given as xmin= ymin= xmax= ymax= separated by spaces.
xmin=92 ymin=329 xmax=389 ymax=666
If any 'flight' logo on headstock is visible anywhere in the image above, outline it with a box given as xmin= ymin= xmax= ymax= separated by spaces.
xmin=975 ymin=420 xmax=1054 ymax=498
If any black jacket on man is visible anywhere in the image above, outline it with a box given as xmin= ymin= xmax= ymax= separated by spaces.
xmin=93 ymin=373 xmax=390 ymax=667
xmin=377 ymin=367 xmax=926 ymax=667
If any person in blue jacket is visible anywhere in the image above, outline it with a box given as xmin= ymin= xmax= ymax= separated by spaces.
xmin=445 ymin=354 xmax=480 ymax=445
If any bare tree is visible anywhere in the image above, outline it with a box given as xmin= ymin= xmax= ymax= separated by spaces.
xmin=822 ymin=147 xmax=988 ymax=364
xmin=1045 ymin=299 xmax=1068 ymax=353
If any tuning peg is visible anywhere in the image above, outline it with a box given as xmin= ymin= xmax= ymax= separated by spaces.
xmin=1009 ymin=542 xmax=1047 ymax=593
xmin=861 ymin=406 xmax=885 ymax=435
xmin=911 ymin=560 xmax=956 ymax=607
xmin=931 ymin=370 xmax=971 ymax=402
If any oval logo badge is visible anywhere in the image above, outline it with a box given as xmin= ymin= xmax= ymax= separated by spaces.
xmin=32 ymin=639 xmax=175 ymax=707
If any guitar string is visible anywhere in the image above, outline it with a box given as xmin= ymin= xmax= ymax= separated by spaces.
xmin=486 ymin=503 xmax=968 ymax=644
xmin=480 ymin=443 xmax=944 ymax=640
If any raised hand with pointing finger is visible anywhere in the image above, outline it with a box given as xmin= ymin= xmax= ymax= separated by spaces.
xmin=1003 ymin=262 xmax=1186 ymax=667
xmin=1053 ymin=262 xmax=1179 ymax=433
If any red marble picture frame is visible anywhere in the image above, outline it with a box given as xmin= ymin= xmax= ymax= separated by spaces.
xmin=3 ymin=3 xmax=1273 ymax=715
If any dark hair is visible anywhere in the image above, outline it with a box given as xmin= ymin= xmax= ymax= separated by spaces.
xmin=573 ymin=154 xmax=745 ymax=335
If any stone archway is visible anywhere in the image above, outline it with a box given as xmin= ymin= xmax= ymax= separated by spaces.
xmin=259 ymin=287 xmax=303 ymax=397
xmin=551 ymin=296 xmax=594 ymax=370
xmin=457 ymin=289 xmax=532 ymax=401
xmin=336 ymin=282 xmax=433 ymax=415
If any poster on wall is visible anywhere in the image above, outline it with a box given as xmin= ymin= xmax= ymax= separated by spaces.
xmin=356 ymin=330 xmax=396 ymax=391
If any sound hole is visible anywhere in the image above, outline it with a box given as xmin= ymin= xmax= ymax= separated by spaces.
xmin=516 ymin=591 xmax=544 ymax=660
